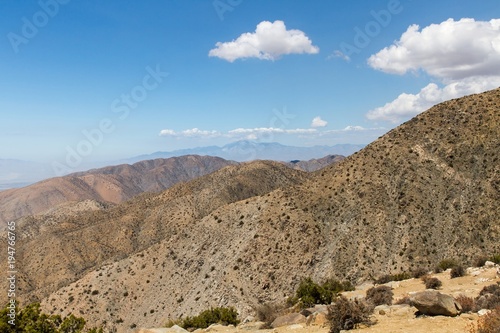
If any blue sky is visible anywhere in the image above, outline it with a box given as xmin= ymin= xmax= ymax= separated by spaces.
xmin=1 ymin=0 xmax=499 ymax=171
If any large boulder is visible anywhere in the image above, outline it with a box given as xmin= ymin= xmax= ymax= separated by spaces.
xmin=271 ymin=312 xmax=306 ymax=328
xmin=410 ymin=290 xmax=462 ymax=316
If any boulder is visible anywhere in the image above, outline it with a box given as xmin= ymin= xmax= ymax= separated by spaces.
xmin=410 ymin=290 xmax=462 ymax=316
xmin=305 ymin=312 xmax=328 ymax=327
xmin=271 ymin=313 xmax=306 ymax=328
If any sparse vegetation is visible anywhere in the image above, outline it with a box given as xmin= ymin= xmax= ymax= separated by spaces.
xmin=422 ymin=276 xmax=442 ymax=289
xmin=411 ymin=267 xmax=428 ymax=279
xmin=436 ymin=259 xmax=459 ymax=272
xmin=475 ymin=283 xmax=500 ymax=310
xmin=254 ymin=303 xmax=284 ymax=328
xmin=288 ymin=277 xmax=354 ymax=308
xmin=0 ymin=302 xmax=103 ymax=333
xmin=375 ymin=272 xmax=411 ymax=284
xmin=450 ymin=265 xmax=465 ymax=278
xmin=327 ymin=296 xmax=374 ymax=333
xmin=179 ymin=307 xmax=239 ymax=330
xmin=467 ymin=306 xmax=500 ymax=333
xmin=366 ymin=286 xmax=393 ymax=306
xmin=456 ymin=295 xmax=475 ymax=313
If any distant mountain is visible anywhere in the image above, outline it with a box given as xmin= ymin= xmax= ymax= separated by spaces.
xmin=0 ymin=155 xmax=236 ymax=226
xmin=285 ymin=154 xmax=345 ymax=172
xmin=123 ymin=141 xmax=364 ymax=164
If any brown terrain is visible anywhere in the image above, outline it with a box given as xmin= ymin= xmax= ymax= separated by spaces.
xmin=0 ymin=155 xmax=237 ymax=227
xmin=0 ymin=88 xmax=498 ymax=332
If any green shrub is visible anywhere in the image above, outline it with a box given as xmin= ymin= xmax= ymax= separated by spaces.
xmin=290 ymin=277 xmax=354 ymax=308
xmin=181 ymin=307 xmax=239 ymax=329
xmin=366 ymin=286 xmax=393 ymax=306
xmin=0 ymin=302 xmax=102 ymax=333
xmin=489 ymin=254 xmax=500 ymax=265
xmin=327 ymin=296 xmax=374 ymax=333
xmin=437 ymin=259 xmax=459 ymax=272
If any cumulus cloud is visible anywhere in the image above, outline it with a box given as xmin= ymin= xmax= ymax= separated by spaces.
xmin=367 ymin=77 xmax=500 ymax=123
xmin=366 ymin=18 xmax=500 ymax=123
xmin=368 ymin=18 xmax=500 ymax=80
xmin=311 ymin=116 xmax=328 ymax=128
xmin=208 ymin=20 xmax=319 ymax=62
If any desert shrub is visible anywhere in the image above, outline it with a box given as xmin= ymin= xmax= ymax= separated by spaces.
xmin=456 ymin=295 xmax=475 ymax=313
xmin=375 ymin=272 xmax=411 ymax=284
xmin=181 ymin=307 xmax=239 ymax=329
xmin=468 ymin=306 xmax=500 ymax=333
xmin=0 ymin=302 xmax=103 ymax=333
xmin=489 ymin=254 xmax=500 ymax=265
xmin=327 ymin=296 xmax=374 ymax=333
xmin=254 ymin=303 xmax=284 ymax=328
xmin=437 ymin=259 xmax=459 ymax=272
xmin=366 ymin=286 xmax=393 ymax=306
xmin=475 ymin=283 xmax=500 ymax=311
xmin=290 ymin=277 xmax=354 ymax=308
xmin=411 ymin=267 xmax=429 ymax=279
xmin=422 ymin=276 xmax=442 ymax=289
xmin=450 ymin=265 xmax=465 ymax=279
xmin=474 ymin=256 xmax=488 ymax=267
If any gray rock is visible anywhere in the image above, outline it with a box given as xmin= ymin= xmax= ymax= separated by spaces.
xmin=410 ymin=290 xmax=462 ymax=316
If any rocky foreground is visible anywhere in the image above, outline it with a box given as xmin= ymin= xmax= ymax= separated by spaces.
xmin=136 ymin=264 xmax=500 ymax=333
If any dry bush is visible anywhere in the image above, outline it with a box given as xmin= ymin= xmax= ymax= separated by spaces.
xmin=475 ymin=283 xmax=500 ymax=311
xmin=327 ymin=296 xmax=374 ymax=333
xmin=421 ymin=276 xmax=442 ymax=289
xmin=450 ymin=265 xmax=465 ymax=279
xmin=474 ymin=256 xmax=488 ymax=267
xmin=456 ymin=294 xmax=475 ymax=313
xmin=254 ymin=303 xmax=284 ymax=328
xmin=394 ymin=295 xmax=411 ymax=305
xmin=366 ymin=286 xmax=393 ymax=306
xmin=411 ymin=267 xmax=428 ymax=279
xmin=467 ymin=306 xmax=500 ymax=333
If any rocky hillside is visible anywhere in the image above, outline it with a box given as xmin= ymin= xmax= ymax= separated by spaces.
xmin=285 ymin=155 xmax=345 ymax=172
xmin=0 ymin=161 xmax=309 ymax=305
xmin=5 ymin=89 xmax=500 ymax=332
xmin=0 ymin=155 xmax=236 ymax=226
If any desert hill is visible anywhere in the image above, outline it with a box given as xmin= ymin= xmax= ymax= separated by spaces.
xmin=1 ymin=160 xmax=309 ymax=306
xmin=0 ymin=155 xmax=237 ymax=227
xmin=3 ymin=89 xmax=499 ymax=332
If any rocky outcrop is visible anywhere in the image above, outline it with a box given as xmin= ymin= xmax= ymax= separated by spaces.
xmin=410 ymin=290 xmax=462 ymax=316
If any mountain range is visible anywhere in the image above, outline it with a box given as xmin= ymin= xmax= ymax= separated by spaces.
xmin=0 ymin=142 xmax=361 ymax=190
xmin=0 ymin=89 xmax=498 ymax=333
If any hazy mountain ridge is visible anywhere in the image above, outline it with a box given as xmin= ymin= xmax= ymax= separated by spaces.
xmin=0 ymin=155 xmax=236 ymax=227
xmin=124 ymin=141 xmax=363 ymax=164
xmin=2 ymin=89 xmax=498 ymax=332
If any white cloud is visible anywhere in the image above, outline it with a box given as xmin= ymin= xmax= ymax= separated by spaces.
xmin=159 ymin=128 xmax=221 ymax=138
xmin=368 ymin=18 xmax=500 ymax=81
xmin=208 ymin=20 xmax=319 ymax=62
xmin=343 ymin=125 xmax=365 ymax=131
xmin=366 ymin=77 xmax=500 ymax=123
xmin=311 ymin=116 xmax=328 ymax=127
xmin=366 ymin=18 xmax=500 ymax=123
